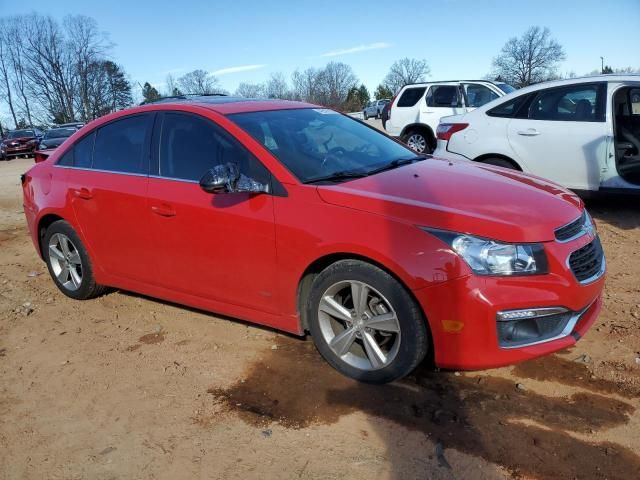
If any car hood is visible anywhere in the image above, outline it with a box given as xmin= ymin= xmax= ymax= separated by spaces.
xmin=40 ymin=137 xmax=66 ymax=148
xmin=3 ymin=136 xmax=35 ymax=144
xmin=316 ymin=157 xmax=583 ymax=243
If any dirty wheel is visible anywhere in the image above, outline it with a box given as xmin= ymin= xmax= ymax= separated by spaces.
xmin=307 ymin=260 xmax=428 ymax=384
xmin=43 ymin=220 xmax=106 ymax=300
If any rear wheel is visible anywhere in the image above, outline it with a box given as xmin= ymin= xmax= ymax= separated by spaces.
xmin=403 ymin=129 xmax=432 ymax=154
xmin=307 ymin=260 xmax=429 ymax=384
xmin=363 ymin=111 xmax=369 ymax=120
xmin=43 ymin=220 xmax=106 ymax=300
xmin=480 ymin=157 xmax=518 ymax=169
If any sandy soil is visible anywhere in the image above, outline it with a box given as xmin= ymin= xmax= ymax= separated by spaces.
xmin=1 ymin=156 xmax=639 ymax=480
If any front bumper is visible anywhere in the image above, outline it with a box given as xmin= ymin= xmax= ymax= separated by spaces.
xmin=414 ymin=234 xmax=605 ymax=370
xmin=433 ymin=141 xmax=470 ymax=162
xmin=3 ymin=144 xmax=35 ymax=156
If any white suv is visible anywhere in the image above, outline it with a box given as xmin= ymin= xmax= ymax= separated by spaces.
xmin=385 ymin=80 xmax=513 ymax=153
xmin=433 ymin=75 xmax=640 ymax=194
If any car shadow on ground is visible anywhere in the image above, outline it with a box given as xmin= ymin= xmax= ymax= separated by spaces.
xmin=205 ymin=336 xmax=640 ymax=479
xmin=585 ymin=195 xmax=640 ymax=231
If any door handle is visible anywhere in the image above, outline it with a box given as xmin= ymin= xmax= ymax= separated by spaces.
xmin=517 ymin=129 xmax=541 ymax=136
xmin=72 ymin=187 xmax=93 ymax=200
xmin=151 ymin=204 xmax=176 ymax=217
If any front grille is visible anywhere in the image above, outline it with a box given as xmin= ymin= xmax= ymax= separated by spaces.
xmin=555 ymin=212 xmax=585 ymax=241
xmin=568 ymin=237 xmax=604 ymax=282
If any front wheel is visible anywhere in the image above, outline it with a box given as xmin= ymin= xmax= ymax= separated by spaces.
xmin=363 ymin=111 xmax=369 ymax=120
xmin=307 ymin=260 xmax=429 ymax=384
xmin=43 ymin=220 xmax=106 ymax=300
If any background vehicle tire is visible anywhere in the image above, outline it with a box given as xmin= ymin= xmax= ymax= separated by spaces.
xmin=480 ymin=157 xmax=518 ymax=169
xmin=402 ymin=129 xmax=432 ymax=154
xmin=363 ymin=112 xmax=368 ymax=120
xmin=43 ymin=220 xmax=106 ymax=300
xmin=307 ymin=259 xmax=429 ymax=384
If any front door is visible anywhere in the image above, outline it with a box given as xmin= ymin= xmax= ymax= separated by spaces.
xmin=506 ymin=83 xmax=608 ymax=191
xmin=146 ymin=112 xmax=278 ymax=313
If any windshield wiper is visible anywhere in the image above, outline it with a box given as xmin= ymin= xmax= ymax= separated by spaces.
xmin=303 ymin=170 xmax=369 ymax=184
xmin=366 ymin=154 xmax=429 ymax=176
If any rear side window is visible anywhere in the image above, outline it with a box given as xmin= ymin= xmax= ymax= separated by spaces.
xmin=426 ymin=85 xmax=461 ymax=108
xmin=487 ymin=94 xmax=532 ymax=118
xmin=55 ymin=132 xmax=95 ymax=168
xmin=397 ymin=87 xmax=426 ymax=107
xmin=93 ymin=115 xmax=152 ymax=174
xmin=528 ymin=84 xmax=605 ymax=122
xmin=158 ymin=112 xmax=270 ymax=184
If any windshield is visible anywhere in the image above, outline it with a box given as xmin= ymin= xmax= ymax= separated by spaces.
xmin=44 ymin=128 xmax=75 ymax=139
xmin=229 ymin=108 xmax=420 ymax=183
xmin=7 ymin=129 xmax=34 ymax=139
xmin=497 ymin=83 xmax=516 ymax=94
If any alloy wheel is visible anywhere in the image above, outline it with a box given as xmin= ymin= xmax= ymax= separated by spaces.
xmin=48 ymin=233 xmax=83 ymax=291
xmin=407 ymin=133 xmax=427 ymax=153
xmin=317 ymin=280 xmax=401 ymax=371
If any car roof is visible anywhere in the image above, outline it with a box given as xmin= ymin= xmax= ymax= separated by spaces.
xmin=401 ymin=80 xmax=501 ymax=88
xmin=138 ymin=94 xmax=317 ymax=114
xmin=510 ymin=74 xmax=640 ymax=94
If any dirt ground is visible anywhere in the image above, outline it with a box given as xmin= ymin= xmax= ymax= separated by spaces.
xmin=1 ymin=154 xmax=639 ymax=480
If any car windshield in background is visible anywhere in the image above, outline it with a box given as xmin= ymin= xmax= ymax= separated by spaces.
xmin=7 ymin=130 xmax=34 ymax=138
xmin=44 ymin=128 xmax=76 ymax=139
xmin=497 ymin=83 xmax=516 ymax=94
xmin=229 ymin=108 xmax=422 ymax=183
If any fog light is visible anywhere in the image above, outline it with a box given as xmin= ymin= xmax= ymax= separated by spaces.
xmin=496 ymin=307 xmax=572 ymax=348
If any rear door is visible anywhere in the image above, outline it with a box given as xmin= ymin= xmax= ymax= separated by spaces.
xmin=420 ymin=84 xmax=466 ymax=131
xmin=506 ymin=83 xmax=608 ymax=190
xmin=65 ymin=113 xmax=154 ymax=282
xmin=387 ymin=86 xmax=427 ymax=135
xmin=146 ymin=111 xmax=278 ymax=313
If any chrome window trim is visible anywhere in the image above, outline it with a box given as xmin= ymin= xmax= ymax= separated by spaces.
xmin=499 ymin=300 xmax=595 ymax=350
xmin=149 ymin=174 xmax=199 ymax=184
xmin=53 ymin=164 xmax=148 ymax=178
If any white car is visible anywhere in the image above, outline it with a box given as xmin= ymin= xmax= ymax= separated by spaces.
xmin=433 ymin=75 xmax=640 ymax=194
xmin=385 ymin=80 xmax=513 ymax=153
xmin=363 ymin=99 xmax=390 ymax=120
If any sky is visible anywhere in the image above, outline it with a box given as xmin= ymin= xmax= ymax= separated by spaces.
xmin=0 ymin=0 xmax=639 ymax=108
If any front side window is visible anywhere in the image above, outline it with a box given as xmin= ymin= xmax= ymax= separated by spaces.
xmin=229 ymin=108 xmax=419 ymax=183
xmin=463 ymin=84 xmax=500 ymax=108
xmin=397 ymin=87 xmax=426 ymax=107
xmin=158 ymin=112 xmax=270 ymax=184
xmin=93 ymin=115 xmax=151 ymax=174
xmin=426 ymin=85 xmax=461 ymax=108
xmin=528 ymin=84 xmax=604 ymax=122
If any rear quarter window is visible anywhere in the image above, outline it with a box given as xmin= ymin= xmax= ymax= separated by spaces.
xmin=92 ymin=115 xmax=152 ymax=174
xmin=397 ymin=87 xmax=427 ymax=107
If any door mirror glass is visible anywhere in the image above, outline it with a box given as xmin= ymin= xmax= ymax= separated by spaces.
xmin=199 ymin=162 xmax=269 ymax=194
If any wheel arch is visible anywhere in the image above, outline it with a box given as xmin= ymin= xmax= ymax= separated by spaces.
xmin=400 ymin=123 xmax=436 ymax=149
xmin=36 ymin=213 xmax=66 ymax=258
xmin=296 ymin=252 xmax=432 ymax=341
xmin=473 ymin=153 xmax=522 ymax=171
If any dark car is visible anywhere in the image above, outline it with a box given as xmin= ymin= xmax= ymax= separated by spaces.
xmin=34 ymin=127 xmax=77 ymax=163
xmin=1 ymin=128 xmax=43 ymax=160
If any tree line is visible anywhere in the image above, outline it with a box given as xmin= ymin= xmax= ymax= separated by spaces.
xmin=0 ymin=14 xmax=132 ymax=134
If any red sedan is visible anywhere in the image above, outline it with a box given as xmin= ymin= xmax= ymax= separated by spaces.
xmin=21 ymin=96 xmax=605 ymax=383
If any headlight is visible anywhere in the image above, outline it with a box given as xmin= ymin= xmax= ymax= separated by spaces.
xmin=422 ymin=228 xmax=548 ymax=275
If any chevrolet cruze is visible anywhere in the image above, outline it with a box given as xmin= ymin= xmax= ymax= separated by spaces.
xmin=22 ymin=96 xmax=606 ymax=383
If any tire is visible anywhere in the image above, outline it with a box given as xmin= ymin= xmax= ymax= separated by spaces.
xmin=480 ymin=157 xmax=518 ymax=169
xmin=43 ymin=220 xmax=106 ymax=300
xmin=307 ymin=259 xmax=429 ymax=384
xmin=402 ymin=129 xmax=432 ymax=154
xmin=363 ymin=112 xmax=368 ymax=120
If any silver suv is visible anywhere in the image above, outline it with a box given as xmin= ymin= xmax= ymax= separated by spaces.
xmin=363 ymin=99 xmax=390 ymax=119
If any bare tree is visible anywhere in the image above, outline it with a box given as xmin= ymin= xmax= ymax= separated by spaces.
xmin=492 ymin=26 xmax=565 ymax=87
xmin=319 ymin=62 xmax=358 ymax=108
xmin=383 ymin=58 xmax=430 ymax=93
xmin=0 ymin=18 xmax=19 ymax=127
xmin=178 ymin=69 xmax=224 ymax=95
xmin=235 ymin=82 xmax=265 ymax=98
xmin=264 ymin=72 xmax=291 ymax=99
xmin=291 ymin=67 xmax=323 ymax=103
xmin=164 ymin=73 xmax=182 ymax=96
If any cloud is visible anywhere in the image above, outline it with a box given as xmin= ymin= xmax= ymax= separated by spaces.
xmin=210 ymin=64 xmax=267 ymax=76
xmin=320 ymin=42 xmax=391 ymax=58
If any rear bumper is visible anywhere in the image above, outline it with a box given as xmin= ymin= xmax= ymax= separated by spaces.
xmin=414 ymin=269 xmax=604 ymax=370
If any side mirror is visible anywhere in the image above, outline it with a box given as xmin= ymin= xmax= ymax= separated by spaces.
xmin=199 ymin=162 xmax=270 ymax=195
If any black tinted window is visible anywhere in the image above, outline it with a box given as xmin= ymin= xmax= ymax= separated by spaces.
xmin=529 ymin=84 xmax=604 ymax=122
xmin=93 ymin=115 xmax=151 ymax=173
xmin=397 ymin=87 xmax=426 ymax=107
xmin=159 ymin=112 xmax=269 ymax=183
xmin=57 ymin=148 xmax=73 ymax=166
xmin=426 ymin=85 xmax=460 ymax=107
xmin=487 ymin=94 xmax=531 ymax=118
xmin=74 ymin=132 xmax=95 ymax=168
